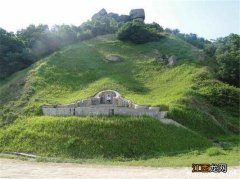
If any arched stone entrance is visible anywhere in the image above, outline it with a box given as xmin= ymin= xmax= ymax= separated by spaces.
xmin=94 ymin=90 xmax=121 ymax=104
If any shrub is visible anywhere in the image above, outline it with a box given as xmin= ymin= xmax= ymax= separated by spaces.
xmin=204 ymin=33 xmax=240 ymax=87
xmin=77 ymin=30 xmax=93 ymax=41
xmin=117 ymin=20 xmax=162 ymax=44
xmin=216 ymin=51 xmax=240 ymax=87
xmin=196 ymin=80 xmax=240 ymax=107
xmin=147 ymin=22 xmax=164 ymax=32
xmin=82 ymin=17 xmax=118 ymax=37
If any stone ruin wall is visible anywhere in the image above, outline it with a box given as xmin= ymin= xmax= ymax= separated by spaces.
xmin=42 ymin=90 xmax=165 ymax=118
xmin=42 ymin=106 xmax=164 ymax=118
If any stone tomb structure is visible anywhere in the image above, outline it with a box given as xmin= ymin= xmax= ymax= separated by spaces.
xmin=42 ymin=90 xmax=167 ymax=119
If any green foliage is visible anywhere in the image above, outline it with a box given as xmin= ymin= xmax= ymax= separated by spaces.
xmin=196 ymin=80 xmax=239 ymax=107
xmin=0 ymin=116 xmax=211 ymax=158
xmin=92 ymin=17 xmax=118 ymax=36
xmin=206 ymin=147 xmax=226 ymax=156
xmin=0 ymin=28 xmax=33 ymax=78
xmin=0 ymin=15 xmax=122 ymax=79
xmin=189 ymin=69 xmax=239 ymax=133
xmin=204 ymin=33 xmax=240 ymax=87
xmin=204 ymin=43 xmax=216 ymax=56
xmin=165 ymin=28 xmax=210 ymax=49
xmin=0 ymin=35 xmax=237 ymax=136
xmin=81 ymin=16 xmax=118 ymax=37
xmin=51 ymin=25 xmax=78 ymax=46
xmin=77 ymin=30 xmax=93 ymax=41
xmin=217 ymin=51 xmax=239 ymax=87
xmin=2 ymin=142 xmax=239 ymax=167
xmin=147 ymin=22 xmax=164 ymax=32
xmin=0 ymin=24 xmax=81 ymax=79
xmin=117 ymin=20 xmax=162 ymax=43
xmin=17 ymin=24 xmax=79 ymax=57
xmin=0 ymin=34 xmax=239 ymax=161
xmin=168 ymin=106 xmax=225 ymax=137
xmin=0 ymin=10 xmax=239 ymax=163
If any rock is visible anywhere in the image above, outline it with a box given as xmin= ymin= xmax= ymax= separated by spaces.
xmin=129 ymin=9 xmax=145 ymax=20
xmin=92 ymin=8 xmax=108 ymax=20
xmin=105 ymin=55 xmax=122 ymax=62
xmin=153 ymin=49 xmax=162 ymax=57
xmin=154 ymin=50 xmax=165 ymax=64
xmin=134 ymin=105 xmax=148 ymax=109
xmin=108 ymin=13 xmax=131 ymax=23
xmin=118 ymin=15 xmax=131 ymax=22
xmin=168 ymin=55 xmax=177 ymax=66
xmin=149 ymin=106 xmax=160 ymax=112
xmin=154 ymin=52 xmax=177 ymax=66
xmin=108 ymin=12 xmax=119 ymax=20
xmin=165 ymin=54 xmax=169 ymax=59
xmin=156 ymin=57 xmax=167 ymax=64
xmin=153 ymin=49 xmax=160 ymax=55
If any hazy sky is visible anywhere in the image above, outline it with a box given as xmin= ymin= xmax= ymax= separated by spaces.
xmin=0 ymin=0 xmax=239 ymax=39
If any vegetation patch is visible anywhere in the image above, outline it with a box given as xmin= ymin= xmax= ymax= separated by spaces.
xmin=0 ymin=34 xmax=239 ymax=162
xmin=206 ymin=147 xmax=227 ymax=156
xmin=0 ymin=116 xmax=211 ymax=159
xmin=117 ymin=20 xmax=163 ymax=43
xmin=0 ymin=35 xmax=238 ymax=138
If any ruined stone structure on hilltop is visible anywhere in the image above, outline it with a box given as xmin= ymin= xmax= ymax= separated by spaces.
xmin=91 ymin=8 xmax=145 ymax=22
xmin=129 ymin=9 xmax=145 ymax=21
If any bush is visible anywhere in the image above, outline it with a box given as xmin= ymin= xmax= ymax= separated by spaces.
xmin=196 ymin=80 xmax=240 ymax=107
xmin=204 ymin=33 xmax=240 ymax=87
xmin=147 ymin=22 xmax=164 ymax=32
xmin=216 ymin=51 xmax=240 ymax=87
xmin=117 ymin=20 xmax=162 ymax=44
xmin=77 ymin=30 xmax=93 ymax=41
xmin=81 ymin=17 xmax=118 ymax=37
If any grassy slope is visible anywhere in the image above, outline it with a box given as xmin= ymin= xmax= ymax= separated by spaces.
xmin=1 ymin=35 xmax=199 ymax=104
xmin=23 ymin=35 xmax=199 ymax=105
xmin=0 ymin=35 xmax=232 ymax=135
xmin=0 ymin=116 xmax=211 ymax=158
xmin=0 ymin=34 xmax=239 ymax=160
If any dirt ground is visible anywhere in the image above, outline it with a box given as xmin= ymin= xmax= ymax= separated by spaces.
xmin=0 ymin=158 xmax=239 ymax=179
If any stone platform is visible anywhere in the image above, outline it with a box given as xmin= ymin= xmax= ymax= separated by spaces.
xmin=42 ymin=90 xmax=185 ymax=128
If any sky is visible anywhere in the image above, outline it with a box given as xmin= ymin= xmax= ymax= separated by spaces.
xmin=0 ymin=0 xmax=239 ymax=39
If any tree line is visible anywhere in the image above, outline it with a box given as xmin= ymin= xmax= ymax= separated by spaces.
xmin=0 ymin=16 xmax=119 ymax=79
xmin=0 ymin=17 xmax=239 ymax=87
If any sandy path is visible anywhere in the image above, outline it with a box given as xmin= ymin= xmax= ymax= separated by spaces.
xmin=0 ymin=158 xmax=239 ymax=179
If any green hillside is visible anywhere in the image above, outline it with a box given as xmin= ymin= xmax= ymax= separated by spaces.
xmin=0 ymin=116 xmax=210 ymax=158
xmin=0 ymin=34 xmax=239 ymax=160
